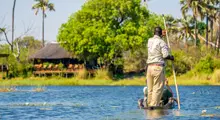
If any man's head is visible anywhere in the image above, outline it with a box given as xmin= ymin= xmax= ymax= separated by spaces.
xmin=154 ymin=26 xmax=162 ymax=37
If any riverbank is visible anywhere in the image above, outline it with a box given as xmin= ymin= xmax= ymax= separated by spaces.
xmin=0 ymin=74 xmax=219 ymax=86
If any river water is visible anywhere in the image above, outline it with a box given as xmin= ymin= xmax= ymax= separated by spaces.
xmin=0 ymin=86 xmax=220 ymax=120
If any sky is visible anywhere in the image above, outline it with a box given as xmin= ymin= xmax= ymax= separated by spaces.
xmin=0 ymin=0 xmax=182 ymax=43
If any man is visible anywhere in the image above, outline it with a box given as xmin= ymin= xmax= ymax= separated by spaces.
xmin=161 ymin=79 xmax=174 ymax=105
xmin=146 ymin=26 xmax=174 ymax=107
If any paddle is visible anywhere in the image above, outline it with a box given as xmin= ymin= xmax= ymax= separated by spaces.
xmin=162 ymin=14 xmax=181 ymax=110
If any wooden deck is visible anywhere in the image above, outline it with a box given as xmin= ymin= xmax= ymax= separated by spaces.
xmin=33 ymin=70 xmax=95 ymax=77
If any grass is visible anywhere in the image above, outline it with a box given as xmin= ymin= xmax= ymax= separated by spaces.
xmin=0 ymin=69 xmax=220 ymax=86
xmin=168 ymin=70 xmax=220 ymax=86
xmin=0 ymin=75 xmax=219 ymax=86
xmin=0 ymin=77 xmax=113 ymax=86
xmin=0 ymin=76 xmax=145 ymax=86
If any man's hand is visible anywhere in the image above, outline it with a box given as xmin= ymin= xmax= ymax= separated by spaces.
xmin=162 ymin=30 xmax=166 ymax=36
xmin=169 ymin=55 xmax=174 ymax=61
xmin=165 ymin=55 xmax=174 ymax=61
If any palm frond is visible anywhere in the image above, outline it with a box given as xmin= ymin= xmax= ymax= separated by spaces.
xmin=48 ymin=3 xmax=55 ymax=11
xmin=32 ymin=3 xmax=41 ymax=9
xmin=32 ymin=0 xmax=55 ymax=16
xmin=0 ymin=28 xmax=6 ymax=32
xmin=34 ymin=9 xmax=39 ymax=15
xmin=181 ymin=4 xmax=189 ymax=18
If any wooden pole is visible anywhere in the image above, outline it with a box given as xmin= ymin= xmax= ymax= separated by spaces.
xmin=162 ymin=15 xmax=181 ymax=110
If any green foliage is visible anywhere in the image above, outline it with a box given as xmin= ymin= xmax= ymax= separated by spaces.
xmin=43 ymin=62 xmax=50 ymax=69
xmin=7 ymin=55 xmax=33 ymax=78
xmin=32 ymin=0 xmax=55 ymax=15
xmin=58 ymin=62 xmax=64 ymax=70
xmin=194 ymin=55 xmax=214 ymax=74
xmin=165 ymin=50 xmax=191 ymax=76
xmin=57 ymin=0 xmax=151 ymax=65
xmin=146 ymin=13 xmax=164 ymax=36
xmin=213 ymin=58 xmax=220 ymax=69
xmin=123 ymin=47 xmax=148 ymax=72
xmin=0 ymin=36 xmax=41 ymax=78
xmin=197 ymin=21 xmax=206 ymax=35
xmin=94 ymin=69 xmax=113 ymax=80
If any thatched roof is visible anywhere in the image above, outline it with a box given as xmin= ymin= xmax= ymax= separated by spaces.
xmin=29 ymin=42 xmax=73 ymax=59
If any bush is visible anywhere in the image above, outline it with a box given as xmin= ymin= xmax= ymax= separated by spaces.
xmin=211 ymin=69 xmax=220 ymax=83
xmin=43 ymin=62 xmax=50 ymax=69
xmin=5 ymin=54 xmax=34 ymax=78
xmin=165 ymin=50 xmax=191 ymax=76
xmin=194 ymin=55 xmax=214 ymax=74
xmin=94 ymin=69 xmax=113 ymax=80
xmin=58 ymin=62 xmax=64 ymax=70
xmin=213 ymin=58 xmax=220 ymax=69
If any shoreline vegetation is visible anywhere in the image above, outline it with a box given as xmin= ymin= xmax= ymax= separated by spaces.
xmin=0 ymin=72 xmax=219 ymax=86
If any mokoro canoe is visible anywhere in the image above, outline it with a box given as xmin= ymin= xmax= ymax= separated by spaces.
xmin=138 ymin=98 xmax=176 ymax=110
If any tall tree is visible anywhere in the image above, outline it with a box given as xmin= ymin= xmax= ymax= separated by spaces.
xmin=57 ymin=0 xmax=154 ymax=69
xmin=32 ymin=0 xmax=55 ymax=47
xmin=12 ymin=0 xmax=16 ymax=52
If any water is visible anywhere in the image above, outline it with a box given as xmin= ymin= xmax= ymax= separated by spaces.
xmin=0 ymin=86 xmax=220 ymax=120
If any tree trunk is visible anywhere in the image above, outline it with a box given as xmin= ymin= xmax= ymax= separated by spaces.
xmin=216 ymin=3 xmax=220 ymax=52
xmin=205 ymin=15 xmax=208 ymax=48
xmin=1 ymin=29 xmax=13 ymax=49
xmin=215 ymin=29 xmax=218 ymax=50
xmin=194 ymin=17 xmax=198 ymax=47
xmin=217 ymin=29 xmax=220 ymax=55
xmin=218 ymin=14 xmax=220 ymax=55
xmin=210 ymin=20 xmax=213 ymax=48
xmin=217 ymin=33 xmax=220 ymax=55
xmin=42 ymin=9 xmax=45 ymax=47
xmin=15 ymin=41 xmax=20 ymax=62
xmin=12 ymin=0 xmax=16 ymax=52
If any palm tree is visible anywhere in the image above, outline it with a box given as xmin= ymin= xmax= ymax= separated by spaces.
xmin=12 ymin=0 xmax=16 ymax=52
xmin=168 ymin=15 xmax=194 ymax=50
xmin=180 ymin=0 xmax=206 ymax=47
xmin=32 ymin=0 xmax=55 ymax=47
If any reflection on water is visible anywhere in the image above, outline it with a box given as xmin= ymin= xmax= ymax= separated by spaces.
xmin=144 ymin=109 xmax=169 ymax=119
xmin=0 ymin=86 xmax=219 ymax=120
xmin=172 ymin=109 xmax=181 ymax=117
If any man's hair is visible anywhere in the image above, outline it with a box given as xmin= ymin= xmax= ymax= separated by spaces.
xmin=154 ymin=26 xmax=162 ymax=36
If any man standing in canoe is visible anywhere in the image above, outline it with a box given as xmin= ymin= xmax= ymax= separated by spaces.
xmin=146 ymin=26 xmax=174 ymax=108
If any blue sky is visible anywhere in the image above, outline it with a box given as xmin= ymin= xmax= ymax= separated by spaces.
xmin=0 ymin=0 xmax=182 ymax=43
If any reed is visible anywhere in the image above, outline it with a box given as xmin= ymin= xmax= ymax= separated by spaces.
xmin=74 ymin=68 xmax=88 ymax=79
xmin=94 ymin=69 xmax=113 ymax=80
